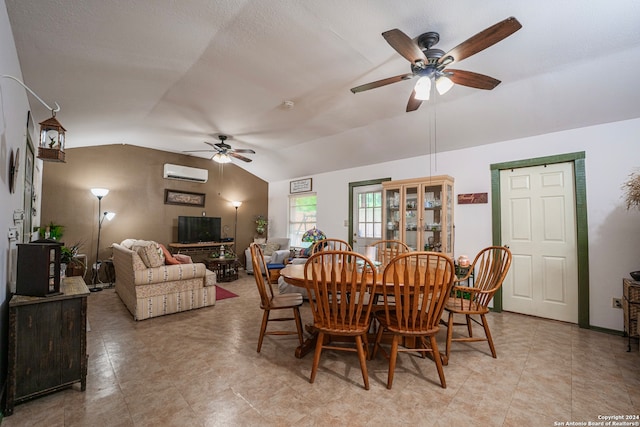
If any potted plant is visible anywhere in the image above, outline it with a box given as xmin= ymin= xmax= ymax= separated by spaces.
xmin=37 ymin=222 xmax=64 ymax=240
xmin=255 ymin=215 xmax=268 ymax=243
xmin=61 ymin=242 xmax=85 ymax=277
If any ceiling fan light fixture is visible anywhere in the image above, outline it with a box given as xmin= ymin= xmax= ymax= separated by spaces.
xmin=414 ymin=76 xmax=431 ymax=101
xmin=213 ymin=153 xmax=231 ymax=164
xmin=436 ymin=76 xmax=454 ymax=95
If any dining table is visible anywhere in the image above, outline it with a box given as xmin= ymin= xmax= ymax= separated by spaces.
xmin=280 ymin=262 xmax=454 ymax=360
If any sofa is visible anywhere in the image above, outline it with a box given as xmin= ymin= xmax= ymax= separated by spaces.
xmin=244 ymin=237 xmax=291 ymax=274
xmin=113 ymin=239 xmax=216 ymax=321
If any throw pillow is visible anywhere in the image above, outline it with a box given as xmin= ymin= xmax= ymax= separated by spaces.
xmin=174 ymin=254 xmax=193 ymax=264
xmin=158 ymin=243 xmax=180 ymax=265
xmin=133 ymin=240 xmax=165 ymax=268
xmin=263 ymin=242 xmax=280 ymax=256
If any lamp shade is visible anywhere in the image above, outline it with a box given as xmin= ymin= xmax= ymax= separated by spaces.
xmin=302 ymin=227 xmax=326 ymax=243
xmin=414 ymin=76 xmax=431 ymax=101
xmin=104 ymin=212 xmax=116 ymax=221
xmin=436 ymin=76 xmax=454 ymax=95
xmin=91 ymin=188 xmax=109 ymax=198
xmin=213 ymin=153 xmax=231 ymax=164
xmin=231 ymin=201 xmax=242 ymax=208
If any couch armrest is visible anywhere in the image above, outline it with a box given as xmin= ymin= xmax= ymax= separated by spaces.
xmin=133 ymin=263 xmax=207 ymax=286
xmin=270 ymin=249 xmax=290 ymax=265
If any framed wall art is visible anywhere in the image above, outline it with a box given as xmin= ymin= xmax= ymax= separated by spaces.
xmin=164 ymin=189 xmax=206 ymax=207
xmin=290 ymin=178 xmax=312 ymax=194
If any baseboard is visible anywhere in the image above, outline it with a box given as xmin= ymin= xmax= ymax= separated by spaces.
xmin=589 ymin=324 xmax=624 ymax=336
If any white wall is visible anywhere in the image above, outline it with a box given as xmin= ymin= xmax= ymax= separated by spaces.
xmin=0 ymin=0 xmax=44 ymax=385
xmin=269 ymin=118 xmax=640 ymax=331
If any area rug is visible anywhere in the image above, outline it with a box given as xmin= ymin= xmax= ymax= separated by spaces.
xmin=215 ymin=285 xmax=238 ymax=301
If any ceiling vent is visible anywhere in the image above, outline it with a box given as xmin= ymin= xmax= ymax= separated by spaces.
xmin=163 ymin=164 xmax=208 ymax=183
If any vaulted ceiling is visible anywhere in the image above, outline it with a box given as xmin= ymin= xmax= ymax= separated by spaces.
xmin=6 ymin=0 xmax=640 ymax=182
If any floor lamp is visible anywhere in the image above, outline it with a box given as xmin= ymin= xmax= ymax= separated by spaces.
xmin=90 ymin=188 xmax=114 ymax=292
xmin=232 ymin=201 xmax=242 ymax=253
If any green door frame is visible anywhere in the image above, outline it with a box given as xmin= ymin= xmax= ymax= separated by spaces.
xmin=348 ymin=178 xmax=391 ymax=249
xmin=490 ymin=152 xmax=590 ymax=328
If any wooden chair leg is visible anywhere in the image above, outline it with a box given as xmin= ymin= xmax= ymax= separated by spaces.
xmin=466 ymin=314 xmax=473 ymax=337
xmin=481 ymin=313 xmax=497 ymax=358
xmin=445 ymin=310 xmax=454 ymax=365
xmin=257 ymin=309 xmax=270 ymax=353
xmin=430 ymin=335 xmax=446 ymax=388
xmin=355 ymin=335 xmax=370 ymax=390
xmin=387 ymin=335 xmax=399 ymax=389
xmin=310 ymin=331 xmax=325 ymax=384
xmin=293 ymin=307 xmax=304 ymax=346
xmin=372 ymin=322 xmax=385 ymax=359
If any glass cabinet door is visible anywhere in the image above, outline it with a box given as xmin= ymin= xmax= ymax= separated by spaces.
xmin=444 ymin=182 xmax=453 ymax=254
xmin=421 ymin=183 xmax=443 ymax=251
xmin=403 ymin=185 xmax=419 ymax=251
xmin=384 ymin=187 xmax=401 ymax=241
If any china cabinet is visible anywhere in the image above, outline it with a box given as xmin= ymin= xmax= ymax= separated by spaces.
xmin=382 ymin=175 xmax=454 ymax=256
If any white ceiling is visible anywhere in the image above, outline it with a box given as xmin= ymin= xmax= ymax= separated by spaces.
xmin=5 ymin=0 xmax=640 ymax=182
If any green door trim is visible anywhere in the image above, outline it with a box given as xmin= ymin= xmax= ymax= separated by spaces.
xmin=348 ymin=178 xmax=391 ymax=248
xmin=490 ymin=152 xmax=589 ymax=328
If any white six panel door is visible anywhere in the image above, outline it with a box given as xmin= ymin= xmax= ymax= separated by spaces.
xmin=500 ymin=162 xmax=578 ymax=323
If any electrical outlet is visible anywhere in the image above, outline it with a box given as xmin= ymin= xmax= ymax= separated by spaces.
xmin=612 ymin=298 xmax=623 ymax=309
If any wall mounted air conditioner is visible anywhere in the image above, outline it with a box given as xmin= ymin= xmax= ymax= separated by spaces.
xmin=163 ymin=164 xmax=208 ymax=183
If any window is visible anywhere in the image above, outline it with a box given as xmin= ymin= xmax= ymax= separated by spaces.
xmin=289 ymin=193 xmax=317 ymax=246
xmin=357 ymin=190 xmax=382 ymax=238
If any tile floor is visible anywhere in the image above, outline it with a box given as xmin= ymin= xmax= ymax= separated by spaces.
xmin=3 ymin=272 xmax=640 ymax=426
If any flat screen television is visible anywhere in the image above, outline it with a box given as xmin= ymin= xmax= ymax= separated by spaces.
xmin=177 ymin=216 xmax=221 ymax=244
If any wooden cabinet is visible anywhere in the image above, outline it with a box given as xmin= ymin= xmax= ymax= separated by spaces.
xmin=5 ymin=276 xmax=89 ymax=416
xmin=382 ymin=175 xmax=454 ymax=256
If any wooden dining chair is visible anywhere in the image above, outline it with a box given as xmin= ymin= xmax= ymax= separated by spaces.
xmin=443 ymin=246 xmax=512 ymax=363
xmin=373 ymin=251 xmax=455 ymax=389
xmin=368 ymin=240 xmax=410 ymax=307
xmin=311 ymin=238 xmax=352 ymax=254
xmin=303 ymin=250 xmax=376 ymax=390
xmin=369 ymin=239 xmax=410 ymax=267
xmin=250 ymin=243 xmax=304 ymax=353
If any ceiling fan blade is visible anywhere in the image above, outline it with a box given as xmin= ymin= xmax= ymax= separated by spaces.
xmin=203 ymin=141 xmax=218 ymax=149
xmin=406 ymin=89 xmax=423 ymax=112
xmin=230 ymin=153 xmax=252 ymax=162
xmin=351 ymin=73 xmax=414 ymax=94
xmin=438 ymin=17 xmax=522 ymax=66
xmin=231 ymin=149 xmax=256 ymax=154
xmin=215 ymin=142 xmax=232 ymax=150
xmin=446 ymin=69 xmax=501 ymax=90
xmin=183 ymin=149 xmax=217 ymax=153
xmin=382 ymin=29 xmax=428 ymax=65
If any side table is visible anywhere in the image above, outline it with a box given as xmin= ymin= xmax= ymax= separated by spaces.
xmin=6 ymin=276 xmax=89 ymax=415
xmin=207 ymin=258 xmax=239 ymax=282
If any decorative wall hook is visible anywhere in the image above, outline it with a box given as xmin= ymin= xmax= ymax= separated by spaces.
xmin=1 ymin=75 xmax=60 ymax=113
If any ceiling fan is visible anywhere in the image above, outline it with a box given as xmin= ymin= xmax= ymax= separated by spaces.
xmin=184 ymin=135 xmax=255 ymax=163
xmin=350 ymin=16 xmax=522 ymax=112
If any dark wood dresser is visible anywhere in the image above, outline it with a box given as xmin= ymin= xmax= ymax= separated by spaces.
xmin=5 ymin=276 xmax=89 ymax=415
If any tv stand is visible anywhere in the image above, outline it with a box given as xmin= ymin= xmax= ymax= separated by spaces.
xmin=168 ymin=242 xmax=235 ymax=262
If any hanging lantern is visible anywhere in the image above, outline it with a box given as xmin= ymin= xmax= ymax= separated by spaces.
xmin=37 ymin=113 xmax=66 ymax=162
